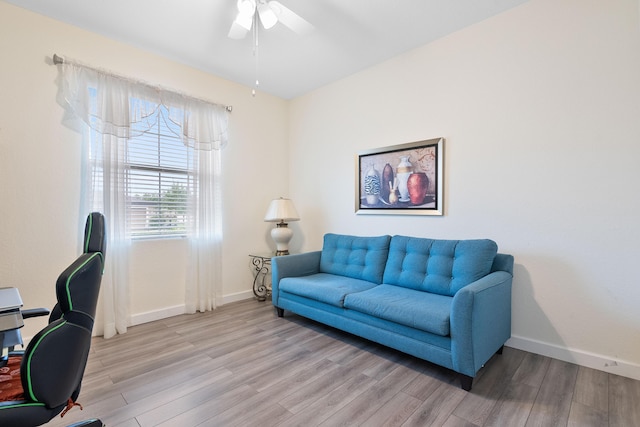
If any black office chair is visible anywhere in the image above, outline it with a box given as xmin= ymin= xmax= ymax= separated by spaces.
xmin=21 ymin=212 xmax=106 ymax=323
xmin=0 ymin=213 xmax=106 ymax=427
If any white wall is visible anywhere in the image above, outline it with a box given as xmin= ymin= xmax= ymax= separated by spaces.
xmin=0 ymin=2 xmax=289 ymax=339
xmin=289 ymin=0 xmax=640 ymax=380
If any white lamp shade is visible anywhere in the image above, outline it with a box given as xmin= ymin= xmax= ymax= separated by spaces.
xmin=264 ymin=198 xmax=300 ymax=223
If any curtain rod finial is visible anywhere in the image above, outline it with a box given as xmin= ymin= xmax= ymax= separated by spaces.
xmin=53 ymin=54 xmax=64 ymax=65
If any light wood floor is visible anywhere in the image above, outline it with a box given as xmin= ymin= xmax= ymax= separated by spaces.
xmin=48 ymin=299 xmax=639 ymax=427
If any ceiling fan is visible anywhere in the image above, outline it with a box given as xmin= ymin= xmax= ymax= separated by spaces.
xmin=227 ymin=0 xmax=314 ymax=39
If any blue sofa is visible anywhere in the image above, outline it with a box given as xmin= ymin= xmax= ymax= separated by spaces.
xmin=271 ymin=233 xmax=514 ymax=391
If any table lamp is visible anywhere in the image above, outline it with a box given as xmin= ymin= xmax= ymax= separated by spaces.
xmin=264 ymin=197 xmax=300 ymax=255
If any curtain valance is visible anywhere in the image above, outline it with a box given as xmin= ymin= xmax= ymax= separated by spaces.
xmin=59 ymin=61 xmax=229 ymax=150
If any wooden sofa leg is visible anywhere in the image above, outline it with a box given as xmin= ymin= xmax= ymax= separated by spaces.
xmin=275 ymin=307 xmax=284 ymax=317
xmin=460 ymin=375 xmax=473 ymax=391
xmin=497 ymin=345 xmax=504 ymax=355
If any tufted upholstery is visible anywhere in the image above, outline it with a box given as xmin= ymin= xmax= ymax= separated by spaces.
xmin=383 ymin=236 xmax=498 ymax=296
xmin=272 ymin=232 xmax=513 ymax=391
xmin=319 ymin=233 xmax=391 ymax=284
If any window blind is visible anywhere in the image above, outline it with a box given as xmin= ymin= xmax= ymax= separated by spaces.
xmin=127 ymin=106 xmax=194 ymax=238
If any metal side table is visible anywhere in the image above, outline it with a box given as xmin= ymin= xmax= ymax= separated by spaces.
xmin=249 ymin=253 xmax=273 ymax=301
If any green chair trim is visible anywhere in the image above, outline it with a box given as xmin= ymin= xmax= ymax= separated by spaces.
xmin=83 ymin=214 xmax=93 ymax=254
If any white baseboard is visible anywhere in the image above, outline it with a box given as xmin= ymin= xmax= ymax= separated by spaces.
xmin=130 ymin=304 xmax=186 ymax=326
xmin=507 ymin=335 xmax=640 ymax=381
xmin=222 ymin=290 xmax=255 ymax=304
xmin=129 ymin=291 xmax=256 ymax=326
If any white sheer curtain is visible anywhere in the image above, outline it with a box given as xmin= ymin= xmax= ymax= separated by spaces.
xmin=83 ymin=129 xmax=131 ymax=338
xmin=185 ymin=148 xmax=223 ymax=312
xmin=59 ymin=60 xmax=229 ymax=337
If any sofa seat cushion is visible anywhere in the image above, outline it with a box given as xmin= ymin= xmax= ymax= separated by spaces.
xmin=279 ymin=273 xmax=379 ymax=307
xmin=343 ymin=284 xmax=453 ymax=336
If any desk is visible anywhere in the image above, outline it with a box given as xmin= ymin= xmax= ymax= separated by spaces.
xmin=0 ymin=287 xmax=24 ymax=366
xmin=249 ymin=253 xmax=273 ymax=301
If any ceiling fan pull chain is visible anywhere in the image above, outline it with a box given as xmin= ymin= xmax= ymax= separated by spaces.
xmin=253 ymin=11 xmax=260 ymax=97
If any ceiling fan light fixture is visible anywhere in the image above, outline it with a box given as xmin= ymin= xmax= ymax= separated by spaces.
xmin=234 ymin=12 xmax=253 ymax=31
xmin=228 ymin=0 xmax=256 ymax=37
xmin=237 ymin=0 xmax=256 ymax=16
xmin=257 ymin=2 xmax=278 ymax=29
xmin=227 ymin=0 xmax=312 ymax=40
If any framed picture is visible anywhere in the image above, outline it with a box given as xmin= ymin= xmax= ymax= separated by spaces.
xmin=355 ymin=137 xmax=444 ymax=215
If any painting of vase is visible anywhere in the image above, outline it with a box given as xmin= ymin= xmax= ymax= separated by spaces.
xmin=407 ymin=172 xmax=429 ymax=205
xmin=396 ymin=156 xmax=412 ymax=202
xmin=356 ymin=138 xmax=444 ymax=216
xmin=364 ymin=165 xmax=381 ymax=205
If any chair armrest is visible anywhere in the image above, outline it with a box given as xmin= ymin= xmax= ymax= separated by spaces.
xmin=21 ymin=308 xmax=50 ymax=319
xmin=450 ymin=271 xmax=513 ymax=376
xmin=271 ymin=251 xmax=321 ymax=305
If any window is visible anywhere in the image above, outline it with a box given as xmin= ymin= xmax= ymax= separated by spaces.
xmin=62 ymin=60 xmax=229 ymax=331
xmin=90 ymin=103 xmax=196 ymax=239
xmin=128 ymin=106 xmax=194 ymax=238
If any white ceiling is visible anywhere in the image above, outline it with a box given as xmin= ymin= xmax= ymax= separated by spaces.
xmin=5 ymin=0 xmax=529 ymax=99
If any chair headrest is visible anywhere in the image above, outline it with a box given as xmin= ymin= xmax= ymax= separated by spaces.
xmin=84 ymin=212 xmax=106 ymax=255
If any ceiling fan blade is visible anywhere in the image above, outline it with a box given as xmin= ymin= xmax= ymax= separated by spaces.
xmin=268 ymin=1 xmax=314 ymax=35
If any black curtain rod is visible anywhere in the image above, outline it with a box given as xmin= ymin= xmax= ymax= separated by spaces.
xmin=52 ymin=54 xmax=233 ymax=113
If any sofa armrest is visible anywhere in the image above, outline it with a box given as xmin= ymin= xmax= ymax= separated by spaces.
xmin=271 ymin=251 xmax=322 ymax=306
xmin=450 ymin=270 xmax=513 ymax=377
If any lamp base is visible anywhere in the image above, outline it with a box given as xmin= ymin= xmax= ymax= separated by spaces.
xmin=271 ymin=222 xmax=293 ymax=256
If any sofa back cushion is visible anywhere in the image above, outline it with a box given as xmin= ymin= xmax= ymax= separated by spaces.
xmin=383 ymin=236 xmax=498 ymax=296
xmin=320 ymin=234 xmax=391 ymax=284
